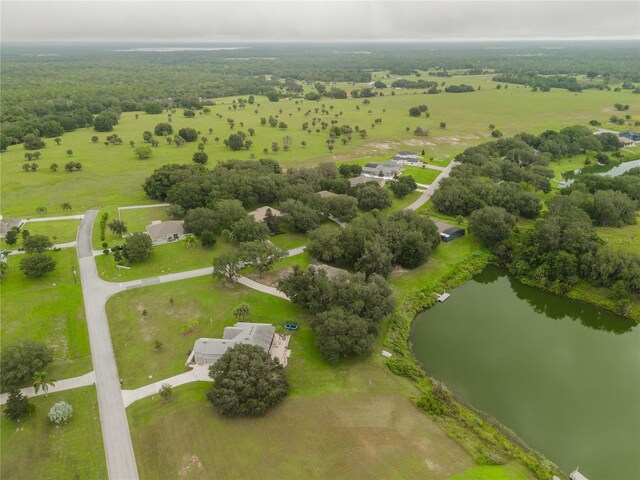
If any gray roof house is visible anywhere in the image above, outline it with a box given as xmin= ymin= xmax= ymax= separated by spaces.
xmin=433 ymin=220 xmax=465 ymax=242
xmin=190 ymin=322 xmax=276 ymax=365
xmin=392 ymin=151 xmax=422 ymax=166
xmin=145 ymin=220 xmax=185 ymax=244
xmin=348 ymin=176 xmax=387 ymax=187
xmin=361 ymin=161 xmax=403 ymax=178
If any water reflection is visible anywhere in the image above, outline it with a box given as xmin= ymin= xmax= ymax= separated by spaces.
xmin=477 ymin=266 xmax=636 ymax=334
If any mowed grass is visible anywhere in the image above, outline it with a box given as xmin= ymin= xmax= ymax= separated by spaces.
xmin=2 ymin=75 xmax=636 ymax=218
xmin=596 ymin=215 xmax=640 ymax=254
xmin=105 ymin=275 xmax=310 ymax=388
xmin=94 ymin=238 xmax=235 ymax=282
xmin=119 ymin=205 xmax=171 ymax=233
xmin=451 ymin=464 xmax=533 ymax=480
xmin=127 ymin=383 xmax=476 ymax=480
xmin=0 ymin=219 xmax=80 ymax=250
xmin=1 ymin=248 xmax=91 ymax=382
xmin=0 ymin=386 xmax=106 ymax=480
xmin=403 ymin=165 xmax=442 ymax=184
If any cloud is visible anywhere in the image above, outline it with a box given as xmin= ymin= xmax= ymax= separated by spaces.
xmin=1 ymin=1 xmax=639 ymax=42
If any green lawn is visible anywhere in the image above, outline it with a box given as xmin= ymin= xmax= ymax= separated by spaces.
xmin=127 ymin=382 xmax=477 ymax=480
xmin=1 ymin=249 xmax=91 ymax=383
xmin=95 ymin=238 xmax=235 ymax=282
xmin=119 ymin=205 xmax=171 ymax=234
xmin=596 ymin=218 xmax=640 ymax=254
xmin=385 ymin=190 xmax=422 ymax=212
xmin=402 ymin=165 xmax=442 ymax=184
xmin=451 ymin=464 xmax=533 ymax=480
xmin=105 ymin=275 xmax=311 ymax=389
xmin=1 ymin=386 xmax=106 ymax=480
xmin=2 ymin=76 xmax=636 ymax=219
xmin=0 ymin=219 xmax=80 ymax=250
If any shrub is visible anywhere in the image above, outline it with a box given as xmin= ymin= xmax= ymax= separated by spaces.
xmin=48 ymin=401 xmax=74 ymax=424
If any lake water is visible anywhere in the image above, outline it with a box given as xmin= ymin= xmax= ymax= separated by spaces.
xmin=563 ymin=158 xmax=640 ymax=182
xmin=410 ymin=266 xmax=640 ymax=479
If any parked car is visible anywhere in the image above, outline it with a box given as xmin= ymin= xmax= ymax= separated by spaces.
xmin=17 ymin=247 xmax=24 ymax=252
xmin=111 ymin=245 xmax=123 ymax=252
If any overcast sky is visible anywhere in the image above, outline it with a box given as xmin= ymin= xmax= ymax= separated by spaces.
xmin=2 ymin=1 xmax=639 ymax=43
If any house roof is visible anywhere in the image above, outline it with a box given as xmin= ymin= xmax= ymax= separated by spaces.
xmin=349 ymin=176 xmax=386 ymax=186
xmin=249 ymin=206 xmax=283 ymax=222
xmin=394 ymin=151 xmax=419 ymax=157
xmin=311 ymin=263 xmax=347 ymax=279
xmin=223 ymin=322 xmax=275 ymax=351
xmin=316 ymin=190 xmax=337 ymax=198
xmin=145 ymin=220 xmax=184 ymax=242
xmin=193 ymin=338 xmax=236 ymax=357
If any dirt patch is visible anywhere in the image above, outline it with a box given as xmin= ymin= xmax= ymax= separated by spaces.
xmin=178 ymin=454 xmax=204 ymax=478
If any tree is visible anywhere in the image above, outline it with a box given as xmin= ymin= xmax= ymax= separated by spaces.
xmin=48 ymin=400 xmax=73 ymax=424
xmin=226 ymin=133 xmax=245 ymax=151
xmin=159 ymin=383 xmax=173 ymax=401
xmin=213 ymin=200 xmax=247 ymax=231
xmin=4 ymin=390 xmax=34 ymax=421
xmin=388 ymin=176 xmax=417 ymax=198
xmin=93 ymin=113 xmax=114 ymax=132
xmin=192 ymin=151 xmax=208 ymax=164
xmin=263 ymin=208 xmax=280 ymax=234
xmin=323 ymin=194 xmax=359 ymax=222
xmin=354 ymin=184 xmax=392 ymax=211
xmin=468 ymin=206 xmax=517 ymax=246
xmin=144 ymin=103 xmax=163 ymax=114
xmin=184 ymin=208 xmax=218 ymax=236
xmin=206 ymin=344 xmax=288 ymax=416
xmin=50 ymin=163 xmax=58 ymax=172
xmin=213 ymin=251 xmax=241 ymax=282
xmin=54 ymin=138 xmax=62 ymax=145
xmin=440 ymin=122 xmax=447 ymax=129
xmin=19 ymin=253 xmax=57 ymax=278
xmin=238 ymin=241 xmax=287 ymax=276
xmin=229 ymin=217 xmax=269 ymax=243
xmin=124 ymin=232 xmax=153 ymax=263
xmin=91 ymin=136 xmax=99 ymax=143
xmin=108 ymin=219 xmax=128 ymax=236
xmin=409 ymin=106 xmax=422 ymax=117
xmin=23 ymin=134 xmax=46 ymax=150
xmin=0 ymin=340 xmax=54 ymax=390
xmin=23 ymin=234 xmax=53 ymax=253
xmin=178 ymin=128 xmax=198 ymax=142
xmin=279 ymin=199 xmax=322 ymax=233
xmin=232 ymin=303 xmax=251 ymax=322
xmin=33 ymin=371 xmax=55 ymax=396
xmin=66 ymin=149 xmax=73 ymax=157
xmin=154 ymin=123 xmax=173 ymax=136
xmin=134 ymin=145 xmax=153 ymax=160
xmin=61 ymin=202 xmax=72 ymax=211
xmin=314 ymin=308 xmax=376 ymax=363
xmin=200 ymin=230 xmax=216 ymax=248
xmin=5 ymin=229 xmax=18 ymax=246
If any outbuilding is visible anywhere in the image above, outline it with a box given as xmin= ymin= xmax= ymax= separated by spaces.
xmin=433 ymin=220 xmax=465 ymax=242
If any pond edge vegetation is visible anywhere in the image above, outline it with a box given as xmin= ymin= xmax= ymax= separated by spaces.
xmin=383 ymin=250 xmax=562 ymax=479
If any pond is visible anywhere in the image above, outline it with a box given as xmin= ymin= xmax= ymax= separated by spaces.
xmin=410 ymin=266 xmax=640 ymax=479
xmin=563 ymin=158 xmax=640 ymax=182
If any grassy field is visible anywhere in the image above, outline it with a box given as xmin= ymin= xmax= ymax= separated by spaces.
xmin=94 ymin=237 xmax=235 ymax=282
xmin=596 ymin=217 xmax=640 ymax=254
xmin=0 ymin=386 xmax=106 ymax=480
xmin=403 ymin=165 xmax=443 ymax=184
xmin=0 ymin=219 xmax=81 ymax=250
xmin=1 ymin=249 xmax=91 ymax=382
xmin=105 ymin=275 xmax=310 ymax=389
xmin=120 ymin=205 xmax=171 ymax=233
xmin=2 ymin=74 xmax=637 ymax=219
xmin=127 ymin=382 xmax=477 ymax=480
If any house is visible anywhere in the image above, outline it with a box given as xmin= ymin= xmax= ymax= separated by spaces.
xmin=145 ymin=220 xmax=184 ymax=244
xmin=619 ymin=131 xmax=640 ymax=142
xmin=569 ymin=468 xmax=590 ymax=480
xmin=392 ymin=151 xmax=422 ymax=166
xmin=249 ymin=206 xmax=283 ymax=222
xmin=316 ymin=190 xmax=337 ymax=199
xmin=0 ymin=217 xmax=23 ymax=239
xmin=348 ymin=176 xmax=387 ymax=187
xmin=433 ymin=220 xmax=465 ymax=242
xmin=361 ymin=161 xmax=403 ymax=178
xmin=189 ymin=322 xmax=276 ymax=365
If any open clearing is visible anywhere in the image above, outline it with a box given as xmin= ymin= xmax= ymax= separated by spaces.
xmin=0 ymin=386 xmax=106 ymax=480
xmin=1 ymin=248 xmax=91 ymax=381
xmin=1 ymin=76 xmax=636 ymax=219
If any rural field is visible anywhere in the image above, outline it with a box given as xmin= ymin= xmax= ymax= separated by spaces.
xmin=1 ymin=75 xmax=637 ymax=220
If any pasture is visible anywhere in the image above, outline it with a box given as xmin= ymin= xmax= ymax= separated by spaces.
xmin=1 ymin=74 xmax=637 ymax=219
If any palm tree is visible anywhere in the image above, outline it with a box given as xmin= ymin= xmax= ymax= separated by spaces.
xmin=232 ymin=303 xmax=251 ymax=322
xmin=184 ymin=235 xmax=196 ymax=249
xmin=61 ymin=202 xmax=72 ymax=211
xmin=33 ymin=371 xmax=55 ymax=396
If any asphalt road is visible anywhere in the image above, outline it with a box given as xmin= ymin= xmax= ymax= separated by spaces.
xmin=76 ymin=210 xmax=139 ymax=480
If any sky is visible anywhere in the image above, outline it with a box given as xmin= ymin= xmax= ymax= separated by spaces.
xmin=1 ymin=0 xmax=639 ymax=43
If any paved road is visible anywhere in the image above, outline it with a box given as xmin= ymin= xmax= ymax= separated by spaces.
xmin=0 ymin=371 xmax=96 ymax=405
xmin=76 ymin=211 xmax=139 ymax=480
xmin=7 ymin=241 xmax=77 ymax=256
xmin=23 ymin=214 xmax=85 ymax=223
xmin=406 ymin=161 xmax=458 ymax=211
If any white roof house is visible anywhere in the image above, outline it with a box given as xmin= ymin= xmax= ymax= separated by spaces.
xmin=190 ymin=322 xmax=276 ymax=365
xmin=361 ymin=161 xmax=403 ymax=178
xmin=392 ymin=151 xmax=422 ymax=166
